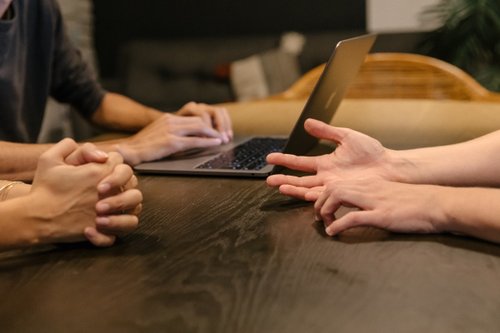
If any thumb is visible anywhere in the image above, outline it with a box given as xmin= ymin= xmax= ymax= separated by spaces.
xmin=65 ymin=143 xmax=109 ymax=166
xmin=325 ymin=210 xmax=374 ymax=236
xmin=304 ymin=118 xmax=351 ymax=144
xmin=38 ymin=138 xmax=79 ymax=168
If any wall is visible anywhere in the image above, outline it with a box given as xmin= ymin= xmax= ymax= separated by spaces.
xmin=366 ymin=0 xmax=441 ymax=32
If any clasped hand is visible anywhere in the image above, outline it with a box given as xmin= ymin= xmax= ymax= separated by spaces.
xmin=30 ymin=138 xmax=143 ymax=247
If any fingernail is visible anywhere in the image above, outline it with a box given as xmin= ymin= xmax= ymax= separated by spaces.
xmin=325 ymin=226 xmax=333 ymax=236
xmin=84 ymin=227 xmax=97 ymax=238
xmin=96 ymin=217 xmax=110 ymax=226
xmin=97 ymin=183 xmax=111 ymax=193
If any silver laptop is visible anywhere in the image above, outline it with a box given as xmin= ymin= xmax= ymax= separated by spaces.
xmin=134 ymin=34 xmax=376 ymax=177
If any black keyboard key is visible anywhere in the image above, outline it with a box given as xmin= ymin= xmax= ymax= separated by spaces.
xmin=196 ymin=137 xmax=287 ymax=170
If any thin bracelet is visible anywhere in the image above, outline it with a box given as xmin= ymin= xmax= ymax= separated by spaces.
xmin=0 ymin=181 xmax=24 ymax=201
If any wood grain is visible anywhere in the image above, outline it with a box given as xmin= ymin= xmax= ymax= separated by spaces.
xmin=1 ymin=174 xmax=500 ymax=333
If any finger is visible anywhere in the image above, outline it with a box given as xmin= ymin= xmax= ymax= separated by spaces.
xmin=95 ymin=215 xmax=139 ymax=235
xmin=277 ymin=184 xmax=319 ymax=201
xmin=174 ymin=119 xmax=224 ymax=139
xmin=177 ymin=101 xmax=199 ymax=117
xmin=319 ymin=194 xmax=343 ymax=227
xmin=193 ymin=104 xmax=213 ymax=126
xmin=266 ymin=174 xmax=323 ymax=188
xmin=266 ymin=153 xmax=317 ymax=172
xmin=212 ymin=107 xmax=233 ymax=142
xmin=173 ymin=136 xmax=223 ymax=152
xmin=96 ymin=189 xmax=143 ymax=215
xmin=38 ymin=138 xmax=79 ymax=167
xmin=304 ymin=189 xmax=323 ymax=201
xmin=97 ymin=164 xmax=135 ymax=194
xmin=325 ymin=210 xmax=375 ymax=236
xmin=106 ymin=152 xmax=125 ymax=167
xmin=84 ymin=227 xmax=116 ymax=247
xmin=123 ymin=174 xmax=139 ymax=191
xmin=220 ymin=107 xmax=233 ymax=140
xmin=304 ymin=118 xmax=352 ymax=144
xmin=65 ymin=142 xmax=109 ymax=166
xmin=314 ymin=190 xmax=331 ymax=221
xmin=129 ymin=203 xmax=143 ymax=216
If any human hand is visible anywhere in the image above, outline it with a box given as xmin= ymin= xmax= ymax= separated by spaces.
xmin=176 ymin=101 xmax=233 ymax=143
xmin=64 ymin=142 xmax=143 ymax=246
xmin=116 ymin=111 xmax=226 ymax=165
xmin=89 ymin=163 xmax=142 ymax=246
xmin=30 ymin=139 xmax=141 ymax=246
xmin=314 ymin=178 xmax=446 ymax=237
xmin=266 ymin=118 xmax=398 ymax=201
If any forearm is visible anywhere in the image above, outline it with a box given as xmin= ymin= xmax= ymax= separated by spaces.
xmin=91 ymin=92 xmax=163 ymax=132
xmin=0 ymin=196 xmax=41 ymax=250
xmin=0 ymin=142 xmax=51 ymax=181
xmin=391 ymin=130 xmax=500 ymax=186
xmin=437 ymin=187 xmax=500 ymax=243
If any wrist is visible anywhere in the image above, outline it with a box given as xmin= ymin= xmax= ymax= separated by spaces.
xmin=0 ymin=181 xmax=25 ymax=201
xmin=384 ymin=149 xmax=414 ymax=183
xmin=146 ymin=107 xmax=164 ymax=122
xmin=426 ymin=185 xmax=456 ymax=233
xmin=0 ymin=195 xmax=51 ymax=248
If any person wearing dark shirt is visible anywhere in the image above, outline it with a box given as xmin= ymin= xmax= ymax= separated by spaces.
xmin=0 ymin=0 xmax=233 ymax=181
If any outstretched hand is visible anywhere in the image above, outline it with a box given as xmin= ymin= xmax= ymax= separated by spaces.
xmin=266 ymin=118 xmax=399 ymax=201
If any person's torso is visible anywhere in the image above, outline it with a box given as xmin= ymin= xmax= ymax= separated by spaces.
xmin=0 ymin=0 xmax=58 ymax=142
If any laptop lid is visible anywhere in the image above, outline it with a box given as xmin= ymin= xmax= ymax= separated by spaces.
xmin=134 ymin=34 xmax=377 ymax=177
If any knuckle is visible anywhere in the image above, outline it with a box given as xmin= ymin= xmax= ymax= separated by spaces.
xmin=81 ymin=142 xmax=97 ymax=151
xmin=108 ymin=152 xmax=124 ymax=164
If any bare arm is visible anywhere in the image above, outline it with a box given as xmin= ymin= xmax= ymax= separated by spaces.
xmin=0 ymin=92 xmax=233 ymax=180
xmin=0 ymin=142 xmax=51 ymax=181
xmin=315 ymin=179 xmax=500 ymax=244
xmin=267 ymin=119 xmax=500 ymax=201
xmin=89 ymin=92 xmax=232 ymax=165
xmin=395 ymin=130 xmax=500 ymax=186
xmin=91 ymin=92 xmax=162 ymax=132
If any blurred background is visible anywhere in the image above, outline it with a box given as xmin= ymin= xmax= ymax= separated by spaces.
xmin=52 ymin=0 xmax=500 ymax=121
xmin=91 ymin=0 xmax=441 ymax=111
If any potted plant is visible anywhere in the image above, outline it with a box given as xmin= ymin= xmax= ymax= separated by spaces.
xmin=419 ymin=0 xmax=500 ymax=91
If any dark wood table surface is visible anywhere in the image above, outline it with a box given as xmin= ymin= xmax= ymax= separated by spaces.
xmin=1 ymin=170 xmax=500 ymax=332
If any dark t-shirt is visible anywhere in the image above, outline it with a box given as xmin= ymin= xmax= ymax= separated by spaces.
xmin=0 ymin=0 xmax=105 ymax=142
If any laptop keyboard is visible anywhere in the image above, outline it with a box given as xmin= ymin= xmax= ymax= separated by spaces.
xmin=196 ymin=137 xmax=287 ymax=170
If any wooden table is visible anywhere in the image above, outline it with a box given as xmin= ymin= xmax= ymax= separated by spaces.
xmin=1 ymin=99 xmax=500 ymax=333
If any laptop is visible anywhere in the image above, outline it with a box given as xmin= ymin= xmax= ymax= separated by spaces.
xmin=134 ymin=34 xmax=376 ymax=177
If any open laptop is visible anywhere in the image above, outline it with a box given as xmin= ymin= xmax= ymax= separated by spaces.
xmin=134 ymin=34 xmax=376 ymax=177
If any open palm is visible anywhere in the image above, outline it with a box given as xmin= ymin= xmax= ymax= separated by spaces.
xmin=266 ymin=118 xmax=398 ymax=201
